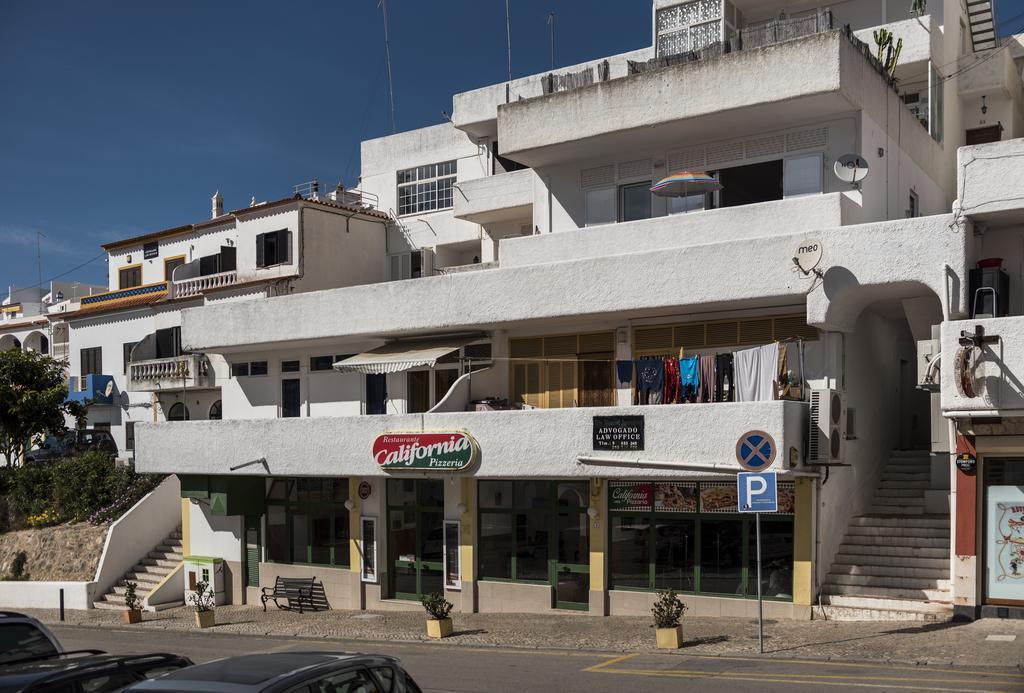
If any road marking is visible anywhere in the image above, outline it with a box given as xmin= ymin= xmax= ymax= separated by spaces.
xmin=581 ymin=653 xmax=639 ymax=672
xmin=593 ymin=666 xmax=1012 ymax=692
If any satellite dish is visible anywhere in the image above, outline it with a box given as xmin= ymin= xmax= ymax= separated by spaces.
xmin=834 ymin=154 xmax=869 ymax=185
xmin=794 ymin=238 xmax=823 ymax=274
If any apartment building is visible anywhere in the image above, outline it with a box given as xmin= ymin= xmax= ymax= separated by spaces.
xmin=52 ymin=189 xmax=388 ymax=457
xmin=119 ymin=0 xmax=1024 ymax=621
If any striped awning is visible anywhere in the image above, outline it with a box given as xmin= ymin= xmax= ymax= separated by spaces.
xmin=333 ymin=336 xmax=476 ymax=375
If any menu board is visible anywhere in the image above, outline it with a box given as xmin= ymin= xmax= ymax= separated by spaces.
xmin=776 ymin=483 xmax=796 ymax=515
xmin=610 ymin=481 xmax=790 ymax=515
xmin=654 ymin=483 xmax=698 ymax=513
xmin=609 ymin=481 xmax=652 ymax=511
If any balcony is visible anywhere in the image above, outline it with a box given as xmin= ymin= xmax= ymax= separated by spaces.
xmin=135 ymin=400 xmax=807 ymax=478
xmin=453 ymin=169 xmax=534 ymax=225
xmin=179 ymin=214 xmax=968 ymax=351
xmin=128 ymin=353 xmax=215 ymax=392
xmin=956 ymin=139 xmax=1024 ymax=224
xmin=171 ymin=270 xmax=239 ymax=299
xmin=852 ymin=15 xmax=936 ymax=68
xmin=957 ymin=48 xmax=1018 ymax=99
xmin=496 ymin=30 xmax=898 ymax=168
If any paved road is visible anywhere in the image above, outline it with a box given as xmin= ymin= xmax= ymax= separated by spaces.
xmin=53 ymin=625 xmax=1024 ymax=693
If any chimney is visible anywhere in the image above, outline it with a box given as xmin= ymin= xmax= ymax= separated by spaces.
xmin=211 ymin=191 xmax=223 ymax=219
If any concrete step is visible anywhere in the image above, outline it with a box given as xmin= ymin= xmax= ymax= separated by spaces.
xmin=122 ymin=575 xmax=165 ymax=589
xmin=92 ymin=600 xmax=128 ymax=611
xmin=821 ymin=583 xmax=951 ymax=602
xmin=818 ymin=594 xmax=953 ymax=617
xmin=148 ymin=550 xmax=183 ymax=561
xmin=129 ymin=563 xmax=172 ymax=576
xmin=840 ymin=534 xmax=947 ymax=548
xmin=832 ymin=553 xmax=949 ymax=570
xmin=837 ymin=543 xmax=948 ymax=559
xmin=155 ymin=542 xmax=182 ymax=553
xmin=140 ymin=557 xmax=181 ymax=569
xmin=871 ymin=495 xmax=926 ymax=505
xmin=845 ymin=525 xmax=948 ymax=539
xmin=825 ymin=573 xmax=949 ymax=590
xmin=829 ymin=563 xmax=948 ymax=580
xmin=867 ymin=505 xmax=926 ymax=515
xmin=875 ymin=488 xmax=928 ymax=498
xmin=850 ymin=516 xmax=949 ymax=528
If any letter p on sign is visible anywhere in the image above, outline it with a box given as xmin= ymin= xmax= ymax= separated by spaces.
xmin=738 ymin=472 xmax=778 ymax=513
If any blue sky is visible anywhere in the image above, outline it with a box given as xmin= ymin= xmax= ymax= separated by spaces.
xmin=1 ymin=1 xmax=1021 ymax=291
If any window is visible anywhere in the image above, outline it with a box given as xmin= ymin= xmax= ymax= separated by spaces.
xmin=118 ymin=265 xmax=142 ymax=289
xmin=265 ymin=478 xmax=350 ymax=567
xmin=584 ymin=188 xmax=616 ymax=226
xmin=719 ymin=161 xmax=783 ymax=208
xmin=256 ymin=229 xmax=291 ymax=268
xmin=0 ymin=623 xmax=58 ymax=664
xmin=231 ymin=362 xmax=249 ymax=377
xmin=407 ymin=370 xmax=431 ymax=414
xmin=155 ymin=327 xmax=181 ymax=360
xmin=81 ymin=347 xmax=102 ymax=377
xmin=250 ymin=361 xmax=268 ymax=376
xmin=164 ymin=256 xmax=185 ymax=281
xmin=281 ymin=360 xmax=301 ymax=373
xmin=619 ymin=181 xmax=652 ymax=222
xmin=314 ymin=668 xmax=379 ymax=693
xmin=607 ymin=480 xmax=794 ymax=598
xmin=397 ymin=161 xmax=456 ymax=215
xmin=123 ymin=342 xmax=137 ymax=374
xmin=310 ymin=355 xmax=335 ymax=371
xmin=656 ymin=0 xmax=722 ymax=58
xmin=908 ymin=190 xmax=920 ymax=218
xmin=783 ymin=155 xmax=823 ymax=198
xmin=125 ymin=421 xmax=135 ymax=451
xmin=167 ymin=403 xmax=190 ymax=421
xmin=388 ymin=250 xmax=427 ymax=281
xmin=209 ymin=400 xmax=222 ymax=420
xmin=668 ymin=193 xmax=706 ymax=214
xmin=281 ymin=378 xmax=301 ymax=418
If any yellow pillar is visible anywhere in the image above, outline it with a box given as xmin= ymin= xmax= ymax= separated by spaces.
xmin=792 ymin=477 xmax=814 ymax=606
xmin=180 ymin=498 xmax=191 ymax=557
xmin=349 ymin=478 xmax=362 ymax=573
xmin=588 ymin=479 xmax=606 ymax=600
xmin=460 ymin=478 xmax=475 ymax=584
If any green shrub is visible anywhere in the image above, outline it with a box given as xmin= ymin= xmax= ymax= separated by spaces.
xmin=651 ymin=588 xmax=687 ymax=629
xmin=420 ymin=591 xmax=453 ymax=620
xmin=7 ymin=551 xmax=29 ymax=581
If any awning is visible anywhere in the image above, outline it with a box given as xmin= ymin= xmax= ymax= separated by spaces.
xmin=333 ymin=336 xmax=476 ymax=375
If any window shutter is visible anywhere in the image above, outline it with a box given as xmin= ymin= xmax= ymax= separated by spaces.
xmin=633 ymin=326 xmax=673 ymax=353
xmin=706 ymin=321 xmax=739 ymax=346
xmin=256 ymin=233 xmax=266 ymax=268
xmin=281 ymin=230 xmax=292 ymax=264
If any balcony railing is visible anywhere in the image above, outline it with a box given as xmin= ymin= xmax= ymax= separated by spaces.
xmin=172 ymin=270 xmax=238 ymax=299
xmin=129 ymin=353 xmax=214 ymax=391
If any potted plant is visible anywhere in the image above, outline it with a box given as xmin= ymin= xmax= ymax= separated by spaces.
xmin=421 ymin=591 xmax=454 ymax=639
xmin=652 ymin=588 xmax=687 ymax=649
xmin=123 ymin=580 xmax=142 ymax=624
xmin=188 ymin=580 xmax=216 ymax=629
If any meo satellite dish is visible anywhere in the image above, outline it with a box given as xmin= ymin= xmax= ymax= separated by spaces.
xmin=834 ymin=154 xmax=870 ymax=185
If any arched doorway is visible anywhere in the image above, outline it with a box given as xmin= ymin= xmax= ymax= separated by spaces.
xmin=0 ymin=335 xmax=21 ymax=351
xmin=167 ymin=403 xmax=190 ymax=421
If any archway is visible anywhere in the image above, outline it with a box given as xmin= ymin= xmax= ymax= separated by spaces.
xmin=0 ymin=334 xmax=21 ymax=351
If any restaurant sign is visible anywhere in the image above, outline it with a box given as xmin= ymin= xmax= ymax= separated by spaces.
xmin=593 ymin=415 xmax=644 ymax=451
xmin=373 ymin=432 xmax=478 ymax=472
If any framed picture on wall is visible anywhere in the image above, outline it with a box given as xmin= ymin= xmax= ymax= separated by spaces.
xmin=443 ymin=520 xmax=461 ymax=590
xmin=361 ymin=516 xmax=377 ymax=583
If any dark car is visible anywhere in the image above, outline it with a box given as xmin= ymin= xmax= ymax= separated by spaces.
xmin=0 ymin=612 xmax=63 ymax=666
xmin=126 ymin=652 xmax=422 ymax=693
xmin=0 ymin=651 xmax=193 ymax=692
xmin=24 ymin=429 xmax=118 ymax=464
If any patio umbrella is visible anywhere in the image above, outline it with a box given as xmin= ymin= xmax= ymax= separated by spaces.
xmin=650 ymin=170 xmax=723 ymax=198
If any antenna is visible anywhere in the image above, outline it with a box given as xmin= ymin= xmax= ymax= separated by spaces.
xmin=834 ymin=154 xmax=870 ymax=187
xmin=505 ymin=0 xmax=512 ymax=103
xmin=36 ymin=230 xmax=45 ymax=293
xmin=547 ymin=12 xmax=555 ymax=70
xmin=378 ymin=0 xmax=396 ymax=133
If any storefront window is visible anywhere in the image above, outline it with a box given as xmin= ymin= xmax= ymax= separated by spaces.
xmin=608 ymin=480 xmax=793 ymax=599
xmin=264 ymin=478 xmax=350 ymax=568
xmin=479 ymin=513 xmax=513 ymax=580
xmin=984 ymin=458 xmax=1024 ymax=604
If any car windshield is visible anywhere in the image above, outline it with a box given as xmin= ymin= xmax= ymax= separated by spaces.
xmin=0 ymin=622 xmax=58 ymax=664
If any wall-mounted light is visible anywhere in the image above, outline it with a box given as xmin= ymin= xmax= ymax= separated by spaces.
xmin=344 ymin=499 xmax=355 ymax=511
xmin=126 ymin=254 xmax=132 ymax=263
xmin=981 ymin=95 xmax=988 ymax=115
xmin=587 ymin=505 xmax=599 ymax=519
xmin=456 ymin=502 xmax=467 ymax=515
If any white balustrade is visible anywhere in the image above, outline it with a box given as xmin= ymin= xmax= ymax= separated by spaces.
xmin=172 ymin=270 xmax=238 ymax=299
xmin=129 ymin=354 xmax=211 ymax=390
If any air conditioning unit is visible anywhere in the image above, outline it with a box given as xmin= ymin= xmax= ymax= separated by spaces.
xmin=809 ymin=388 xmax=845 ymax=465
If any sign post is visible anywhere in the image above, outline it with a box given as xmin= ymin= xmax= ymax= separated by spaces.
xmin=738 ymin=470 xmax=778 ymax=655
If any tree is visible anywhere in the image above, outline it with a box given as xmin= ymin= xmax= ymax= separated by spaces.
xmin=0 ymin=349 xmax=83 ymax=466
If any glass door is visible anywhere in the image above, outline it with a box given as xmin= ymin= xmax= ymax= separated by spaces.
xmin=554 ymin=482 xmax=590 ymax=610
xmin=984 ymin=458 xmax=1024 ymax=605
xmin=388 ymin=479 xmax=444 ymax=600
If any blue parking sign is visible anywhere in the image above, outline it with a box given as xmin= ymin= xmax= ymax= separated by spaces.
xmin=737 ymin=472 xmax=778 ymax=513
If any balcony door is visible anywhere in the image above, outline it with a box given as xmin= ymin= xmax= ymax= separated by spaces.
xmin=366 ymin=374 xmax=387 ymax=415
xmin=155 ymin=327 xmax=181 ymax=360
xmin=579 ymin=352 xmax=613 ymax=408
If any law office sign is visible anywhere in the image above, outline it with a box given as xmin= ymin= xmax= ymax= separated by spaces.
xmin=593 ymin=415 xmax=644 ymax=451
xmin=373 ymin=432 xmax=478 ymax=472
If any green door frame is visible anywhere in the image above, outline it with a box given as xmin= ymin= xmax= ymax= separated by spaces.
xmin=388 ymin=480 xmax=444 ymax=601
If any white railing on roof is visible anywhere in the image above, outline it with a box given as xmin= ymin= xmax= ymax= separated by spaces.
xmin=172 ymin=270 xmax=238 ymax=299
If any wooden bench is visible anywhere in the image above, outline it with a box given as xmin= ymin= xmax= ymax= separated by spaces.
xmin=261 ymin=576 xmax=317 ymax=613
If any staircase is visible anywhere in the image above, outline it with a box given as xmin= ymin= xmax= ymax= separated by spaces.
xmin=817 ymin=451 xmax=952 ymax=621
xmin=966 ymin=0 xmax=997 ymax=53
xmin=92 ymin=526 xmax=184 ymax=611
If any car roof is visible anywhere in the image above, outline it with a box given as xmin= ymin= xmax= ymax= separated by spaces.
xmin=130 ymin=652 xmax=399 ymax=692
xmin=0 ymin=652 xmax=190 ymax=687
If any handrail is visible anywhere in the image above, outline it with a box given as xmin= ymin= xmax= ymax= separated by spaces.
xmin=172 ymin=270 xmax=238 ymax=299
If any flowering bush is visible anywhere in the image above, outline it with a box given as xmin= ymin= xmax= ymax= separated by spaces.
xmin=25 ymin=509 xmax=59 ymax=528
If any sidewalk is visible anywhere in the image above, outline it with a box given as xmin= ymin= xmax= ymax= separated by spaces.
xmin=25 ymin=606 xmax=1024 ymax=669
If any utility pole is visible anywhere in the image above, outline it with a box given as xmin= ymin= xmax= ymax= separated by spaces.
xmin=505 ymin=0 xmax=513 ymax=103
xmin=547 ymin=12 xmax=555 ymax=70
xmin=379 ymin=0 xmax=397 ymax=133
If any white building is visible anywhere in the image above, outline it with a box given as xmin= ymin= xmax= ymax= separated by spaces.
xmin=109 ymin=0 xmax=1024 ymax=622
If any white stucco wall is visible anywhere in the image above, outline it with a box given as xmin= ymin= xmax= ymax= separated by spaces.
xmin=956 ymin=138 xmax=1024 ymax=223
xmin=188 ymin=501 xmax=242 ymax=561
xmin=941 ymin=316 xmax=1024 ymax=413
xmin=136 ymin=400 xmax=807 ymax=479
xmin=0 ymin=581 xmax=96 ymax=610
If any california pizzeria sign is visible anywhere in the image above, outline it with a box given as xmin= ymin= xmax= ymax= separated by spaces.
xmin=373 ymin=432 xmax=479 ymax=472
